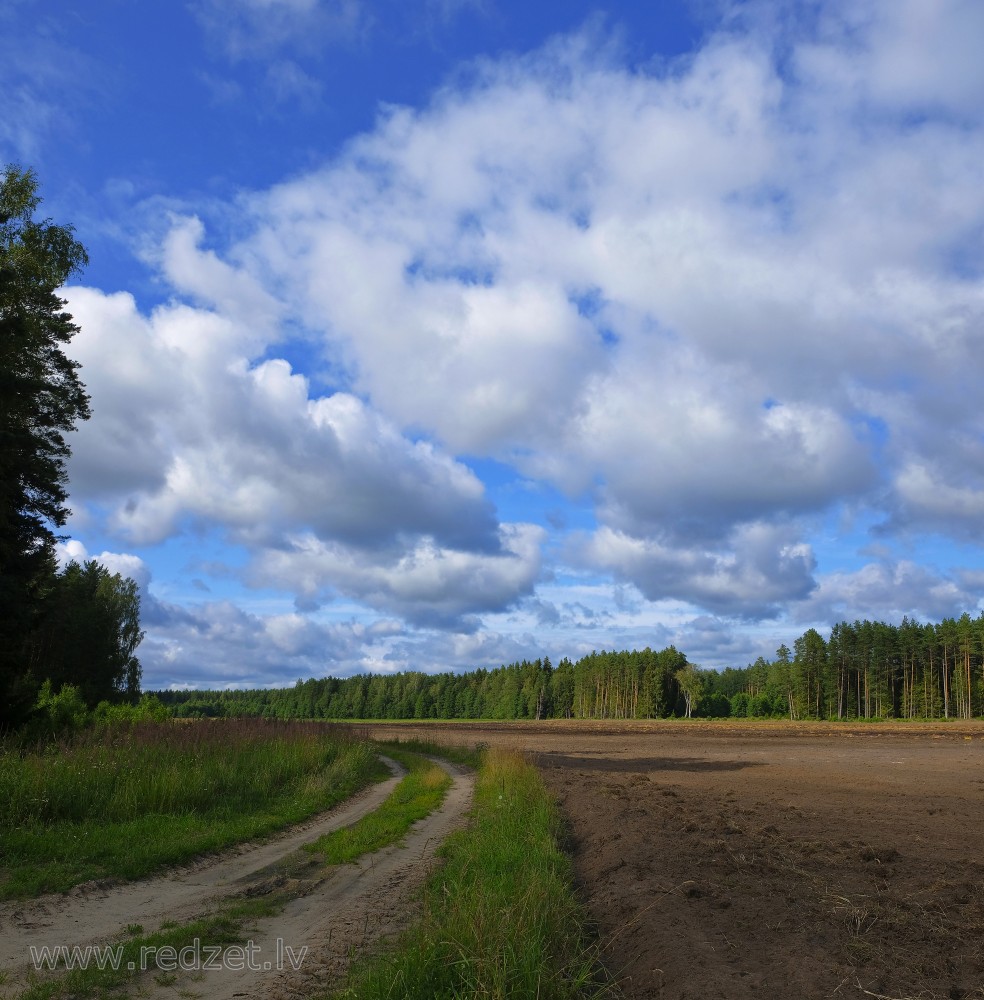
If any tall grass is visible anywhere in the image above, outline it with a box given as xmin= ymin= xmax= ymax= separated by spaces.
xmin=337 ymin=748 xmax=612 ymax=1000
xmin=0 ymin=719 xmax=383 ymax=899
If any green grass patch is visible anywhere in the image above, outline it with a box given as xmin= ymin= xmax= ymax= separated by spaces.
xmin=0 ymin=720 xmax=385 ymax=899
xmin=334 ymin=747 xmax=612 ymax=1000
xmin=307 ymin=750 xmax=452 ymax=865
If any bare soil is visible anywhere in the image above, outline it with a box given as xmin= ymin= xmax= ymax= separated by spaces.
xmin=0 ymin=756 xmax=475 ymax=1000
xmin=366 ymin=720 xmax=984 ymax=1000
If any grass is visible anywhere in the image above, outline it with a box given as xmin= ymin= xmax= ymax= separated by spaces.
xmin=334 ymin=747 xmax=612 ymax=1000
xmin=0 ymin=719 xmax=385 ymax=899
xmin=306 ymin=748 xmax=452 ymax=864
xmin=13 ymin=746 xmax=456 ymax=1000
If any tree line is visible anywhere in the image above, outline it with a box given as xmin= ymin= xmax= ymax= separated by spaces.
xmin=1 ymin=166 xmax=144 ymax=731
xmin=156 ymin=614 xmax=984 ymax=722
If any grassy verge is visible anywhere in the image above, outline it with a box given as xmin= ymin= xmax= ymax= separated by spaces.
xmin=335 ymin=747 xmax=612 ymax=1000
xmin=306 ymin=749 xmax=451 ymax=864
xmin=0 ymin=720 xmax=385 ymax=899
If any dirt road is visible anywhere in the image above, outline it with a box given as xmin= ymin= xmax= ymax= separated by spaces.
xmin=0 ymin=755 xmax=474 ymax=999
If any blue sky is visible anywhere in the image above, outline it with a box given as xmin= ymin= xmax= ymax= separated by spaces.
xmin=5 ymin=0 xmax=984 ymax=688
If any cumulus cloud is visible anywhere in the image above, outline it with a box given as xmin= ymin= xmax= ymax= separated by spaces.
xmin=196 ymin=1 xmax=984 ymax=618
xmin=139 ymin=599 xmax=377 ymax=688
xmin=62 ymin=234 xmax=539 ymax=629
xmin=792 ymin=559 xmax=976 ymax=625
xmin=56 ymin=540 xmax=153 ymax=591
xmin=139 ymin=596 xmax=552 ymax=688
xmin=582 ymin=522 xmax=817 ymax=619
xmin=787 ymin=0 xmax=984 ymax=118
xmin=64 ymin=282 xmax=501 ymax=553
xmin=377 ymin=625 xmax=548 ymax=675
xmin=248 ymin=523 xmax=544 ymax=629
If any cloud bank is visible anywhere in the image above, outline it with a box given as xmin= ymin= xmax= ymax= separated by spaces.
xmin=54 ymin=0 xmax=984 ymax=681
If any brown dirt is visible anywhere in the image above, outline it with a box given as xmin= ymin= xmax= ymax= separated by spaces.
xmin=366 ymin=720 xmax=984 ymax=1000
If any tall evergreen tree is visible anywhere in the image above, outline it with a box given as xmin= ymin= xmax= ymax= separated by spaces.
xmin=0 ymin=166 xmax=91 ymax=726
xmin=31 ymin=560 xmax=144 ymax=705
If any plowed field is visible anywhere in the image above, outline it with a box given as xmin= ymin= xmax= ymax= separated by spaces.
xmin=365 ymin=720 xmax=984 ymax=1000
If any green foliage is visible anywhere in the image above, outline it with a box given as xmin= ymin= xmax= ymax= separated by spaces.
xmin=0 ymin=165 xmax=91 ymax=728
xmin=696 ymin=691 xmax=731 ymax=718
xmin=157 ymin=647 xmax=702 ymax=722
xmin=0 ymin=719 xmax=379 ymax=898
xmin=35 ymin=559 xmax=145 ymax=704
xmin=0 ymin=166 xmax=146 ymax=730
xmin=157 ymin=612 xmax=984 ymax=725
xmin=92 ymin=693 xmax=170 ymax=725
xmin=748 ymin=692 xmax=777 ymax=717
xmin=337 ymin=749 xmax=611 ymax=999
xmin=32 ymin=680 xmax=89 ymax=737
xmin=675 ymin=664 xmax=704 ymax=718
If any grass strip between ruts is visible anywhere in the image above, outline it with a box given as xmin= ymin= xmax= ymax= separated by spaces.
xmin=12 ymin=749 xmax=453 ymax=1000
xmin=333 ymin=746 xmax=614 ymax=1000
xmin=305 ymin=749 xmax=452 ymax=864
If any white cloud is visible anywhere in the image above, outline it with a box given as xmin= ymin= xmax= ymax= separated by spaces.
xmin=194 ymin=1 xmax=984 ymax=627
xmin=792 ymin=558 xmax=977 ymax=625
xmin=790 ymin=0 xmax=984 ymax=118
xmin=248 ymin=523 xmax=544 ymax=628
xmin=65 ymin=281 xmax=501 ymax=551
xmin=582 ymin=522 xmax=817 ymax=619
xmin=139 ymin=598 xmax=373 ymax=688
xmin=63 ymin=245 xmax=540 ymax=627
xmin=55 ymin=540 xmax=153 ymax=591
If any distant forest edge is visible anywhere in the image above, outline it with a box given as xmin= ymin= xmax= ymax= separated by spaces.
xmin=157 ymin=615 xmax=984 ymax=722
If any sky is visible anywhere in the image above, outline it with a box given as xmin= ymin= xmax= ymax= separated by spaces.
xmin=3 ymin=0 xmax=984 ymax=689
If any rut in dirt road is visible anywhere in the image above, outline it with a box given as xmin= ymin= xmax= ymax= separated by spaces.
xmin=1 ymin=756 xmax=475 ymax=1000
xmin=138 ymin=756 xmax=475 ymax=1000
xmin=0 ymin=757 xmax=405 ymax=982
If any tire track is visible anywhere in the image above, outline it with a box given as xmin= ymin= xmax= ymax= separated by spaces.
xmin=1 ymin=756 xmax=474 ymax=1000
xmin=0 ymin=757 xmax=405 ymax=984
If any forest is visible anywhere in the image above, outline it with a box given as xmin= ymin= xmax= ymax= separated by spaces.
xmin=157 ymin=612 xmax=984 ymax=722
